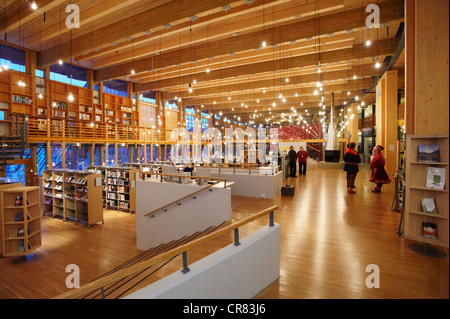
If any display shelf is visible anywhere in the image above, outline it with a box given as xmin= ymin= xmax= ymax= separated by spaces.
xmin=404 ymin=134 xmax=449 ymax=249
xmin=87 ymin=166 xmax=138 ymax=214
xmin=1 ymin=186 xmax=41 ymax=257
xmin=42 ymin=170 xmax=103 ymax=228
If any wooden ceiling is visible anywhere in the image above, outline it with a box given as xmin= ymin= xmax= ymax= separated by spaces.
xmin=1 ymin=0 xmax=405 ymax=125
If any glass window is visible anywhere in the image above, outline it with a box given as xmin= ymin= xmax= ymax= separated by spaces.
xmin=186 ymin=114 xmax=195 ymax=132
xmin=165 ymin=100 xmax=178 ymax=110
xmin=140 ymin=91 xmax=157 ymax=104
xmin=0 ymin=44 xmax=26 ymax=72
xmin=50 ymin=62 xmax=87 ymax=87
xmin=103 ymin=79 xmax=128 ymax=97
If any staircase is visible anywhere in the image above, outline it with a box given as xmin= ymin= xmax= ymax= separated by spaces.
xmin=0 ymin=114 xmax=29 ymax=173
xmin=82 ymin=222 xmax=229 ymax=299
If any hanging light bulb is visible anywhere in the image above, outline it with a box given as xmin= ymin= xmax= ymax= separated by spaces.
xmin=31 ymin=1 xmax=37 ymax=10
xmin=365 ymin=39 xmax=371 ymax=47
xmin=353 ymin=75 xmax=357 ymax=80
xmin=262 ymin=40 xmax=267 ymax=47
xmin=58 ymin=59 xmax=63 ymax=65
xmin=347 ymin=91 xmax=351 ymax=96
xmin=206 ymin=68 xmax=210 ymax=73
xmin=3 ymin=62 xmax=8 ymax=70
xmin=314 ymin=89 xmax=319 ymax=95
xmin=38 ymin=93 xmax=43 ymax=99
xmin=68 ymin=92 xmax=74 ymax=102
xmin=355 ymin=95 xmax=359 ymax=101
xmin=375 ymin=61 xmax=381 ymax=69
xmin=131 ymin=69 xmax=135 ymax=75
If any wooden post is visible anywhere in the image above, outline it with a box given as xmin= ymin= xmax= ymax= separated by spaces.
xmin=413 ymin=0 xmax=449 ymax=135
xmin=375 ymin=70 xmax=398 ymax=178
xmin=61 ymin=142 xmax=66 ymax=169
xmin=404 ymin=0 xmax=415 ymax=135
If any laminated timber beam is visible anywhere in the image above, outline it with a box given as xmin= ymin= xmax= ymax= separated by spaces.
xmin=97 ymin=0 xmax=403 ymax=83
xmin=134 ymin=37 xmax=399 ymax=92
xmin=36 ymin=0 xmax=233 ymax=67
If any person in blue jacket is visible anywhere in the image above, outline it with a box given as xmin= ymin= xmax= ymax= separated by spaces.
xmin=343 ymin=142 xmax=361 ymax=193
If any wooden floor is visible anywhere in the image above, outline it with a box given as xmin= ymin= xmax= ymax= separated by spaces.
xmin=0 ymin=163 xmax=448 ymax=299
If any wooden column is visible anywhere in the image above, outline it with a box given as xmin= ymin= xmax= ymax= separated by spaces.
xmin=347 ymin=103 xmax=359 ymax=151
xmin=104 ymin=143 xmax=108 ymax=166
xmin=413 ymin=0 xmax=449 ymax=135
xmin=46 ymin=141 xmax=51 ymax=168
xmin=404 ymin=0 xmax=415 ymax=135
xmin=90 ymin=143 xmax=95 ymax=166
xmin=376 ymin=70 xmax=398 ymax=178
xmin=61 ymin=142 xmax=66 ymax=169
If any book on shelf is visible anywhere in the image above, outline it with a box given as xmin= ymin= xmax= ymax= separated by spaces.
xmin=421 ymin=198 xmax=438 ymax=214
xmin=18 ymin=240 xmax=25 ymax=252
xmin=15 ymin=196 xmax=23 ymax=206
xmin=422 ymin=222 xmax=437 ymax=239
xmin=418 ymin=145 xmax=441 ymax=163
xmin=425 ymin=167 xmax=446 ymax=190
xmin=15 ymin=212 xmax=24 ymax=222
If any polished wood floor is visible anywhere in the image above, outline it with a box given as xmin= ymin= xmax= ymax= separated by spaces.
xmin=0 ymin=163 xmax=448 ymax=299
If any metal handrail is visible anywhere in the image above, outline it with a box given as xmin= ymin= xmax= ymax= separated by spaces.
xmin=53 ymin=205 xmax=279 ymax=299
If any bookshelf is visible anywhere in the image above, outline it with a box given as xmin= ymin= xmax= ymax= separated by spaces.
xmin=87 ymin=166 xmax=138 ymax=214
xmin=0 ymin=180 xmax=24 ymax=257
xmin=1 ymin=186 xmax=41 ymax=257
xmin=404 ymin=135 xmax=449 ymax=252
xmin=42 ymin=170 xmax=103 ymax=228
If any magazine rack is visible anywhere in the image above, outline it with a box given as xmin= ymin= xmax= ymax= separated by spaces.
xmin=404 ymin=134 xmax=449 ymax=257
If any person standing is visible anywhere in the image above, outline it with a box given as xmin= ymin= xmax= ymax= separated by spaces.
xmin=297 ymin=146 xmax=308 ymax=176
xmin=370 ymin=145 xmax=391 ymax=193
xmin=288 ymin=146 xmax=297 ymax=178
xmin=343 ymin=142 xmax=361 ymax=193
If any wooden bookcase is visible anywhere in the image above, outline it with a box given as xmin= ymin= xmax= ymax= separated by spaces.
xmin=404 ymin=135 xmax=449 ymax=248
xmin=1 ymin=186 xmax=41 ymax=257
xmin=0 ymin=181 xmax=24 ymax=257
xmin=87 ymin=166 xmax=138 ymax=214
xmin=42 ymin=170 xmax=103 ymax=228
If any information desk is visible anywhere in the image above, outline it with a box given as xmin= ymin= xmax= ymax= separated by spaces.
xmin=195 ymin=167 xmax=283 ymax=199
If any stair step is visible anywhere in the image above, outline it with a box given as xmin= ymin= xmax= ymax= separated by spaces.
xmin=81 ymin=222 xmax=227 ymax=299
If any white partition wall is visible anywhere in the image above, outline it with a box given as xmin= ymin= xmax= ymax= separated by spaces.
xmin=125 ymin=224 xmax=281 ymax=299
xmin=136 ymin=180 xmax=232 ymax=250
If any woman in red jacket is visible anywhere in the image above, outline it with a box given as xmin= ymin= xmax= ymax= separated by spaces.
xmin=297 ymin=146 xmax=308 ymax=175
xmin=370 ymin=145 xmax=391 ymax=193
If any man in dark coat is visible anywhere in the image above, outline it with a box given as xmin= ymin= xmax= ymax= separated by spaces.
xmin=343 ymin=142 xmax=361 ymax=193
xmin=288 ymin=146 xmax=297 ymax=178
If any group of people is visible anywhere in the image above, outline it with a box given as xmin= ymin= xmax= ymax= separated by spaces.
xmin=288 ymin=146 xmax=309 ymax=177
xmin=344 ymin=142 xmax=391 ymax=193
xmin=287 ymin=143 xmax=391 ymax=193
